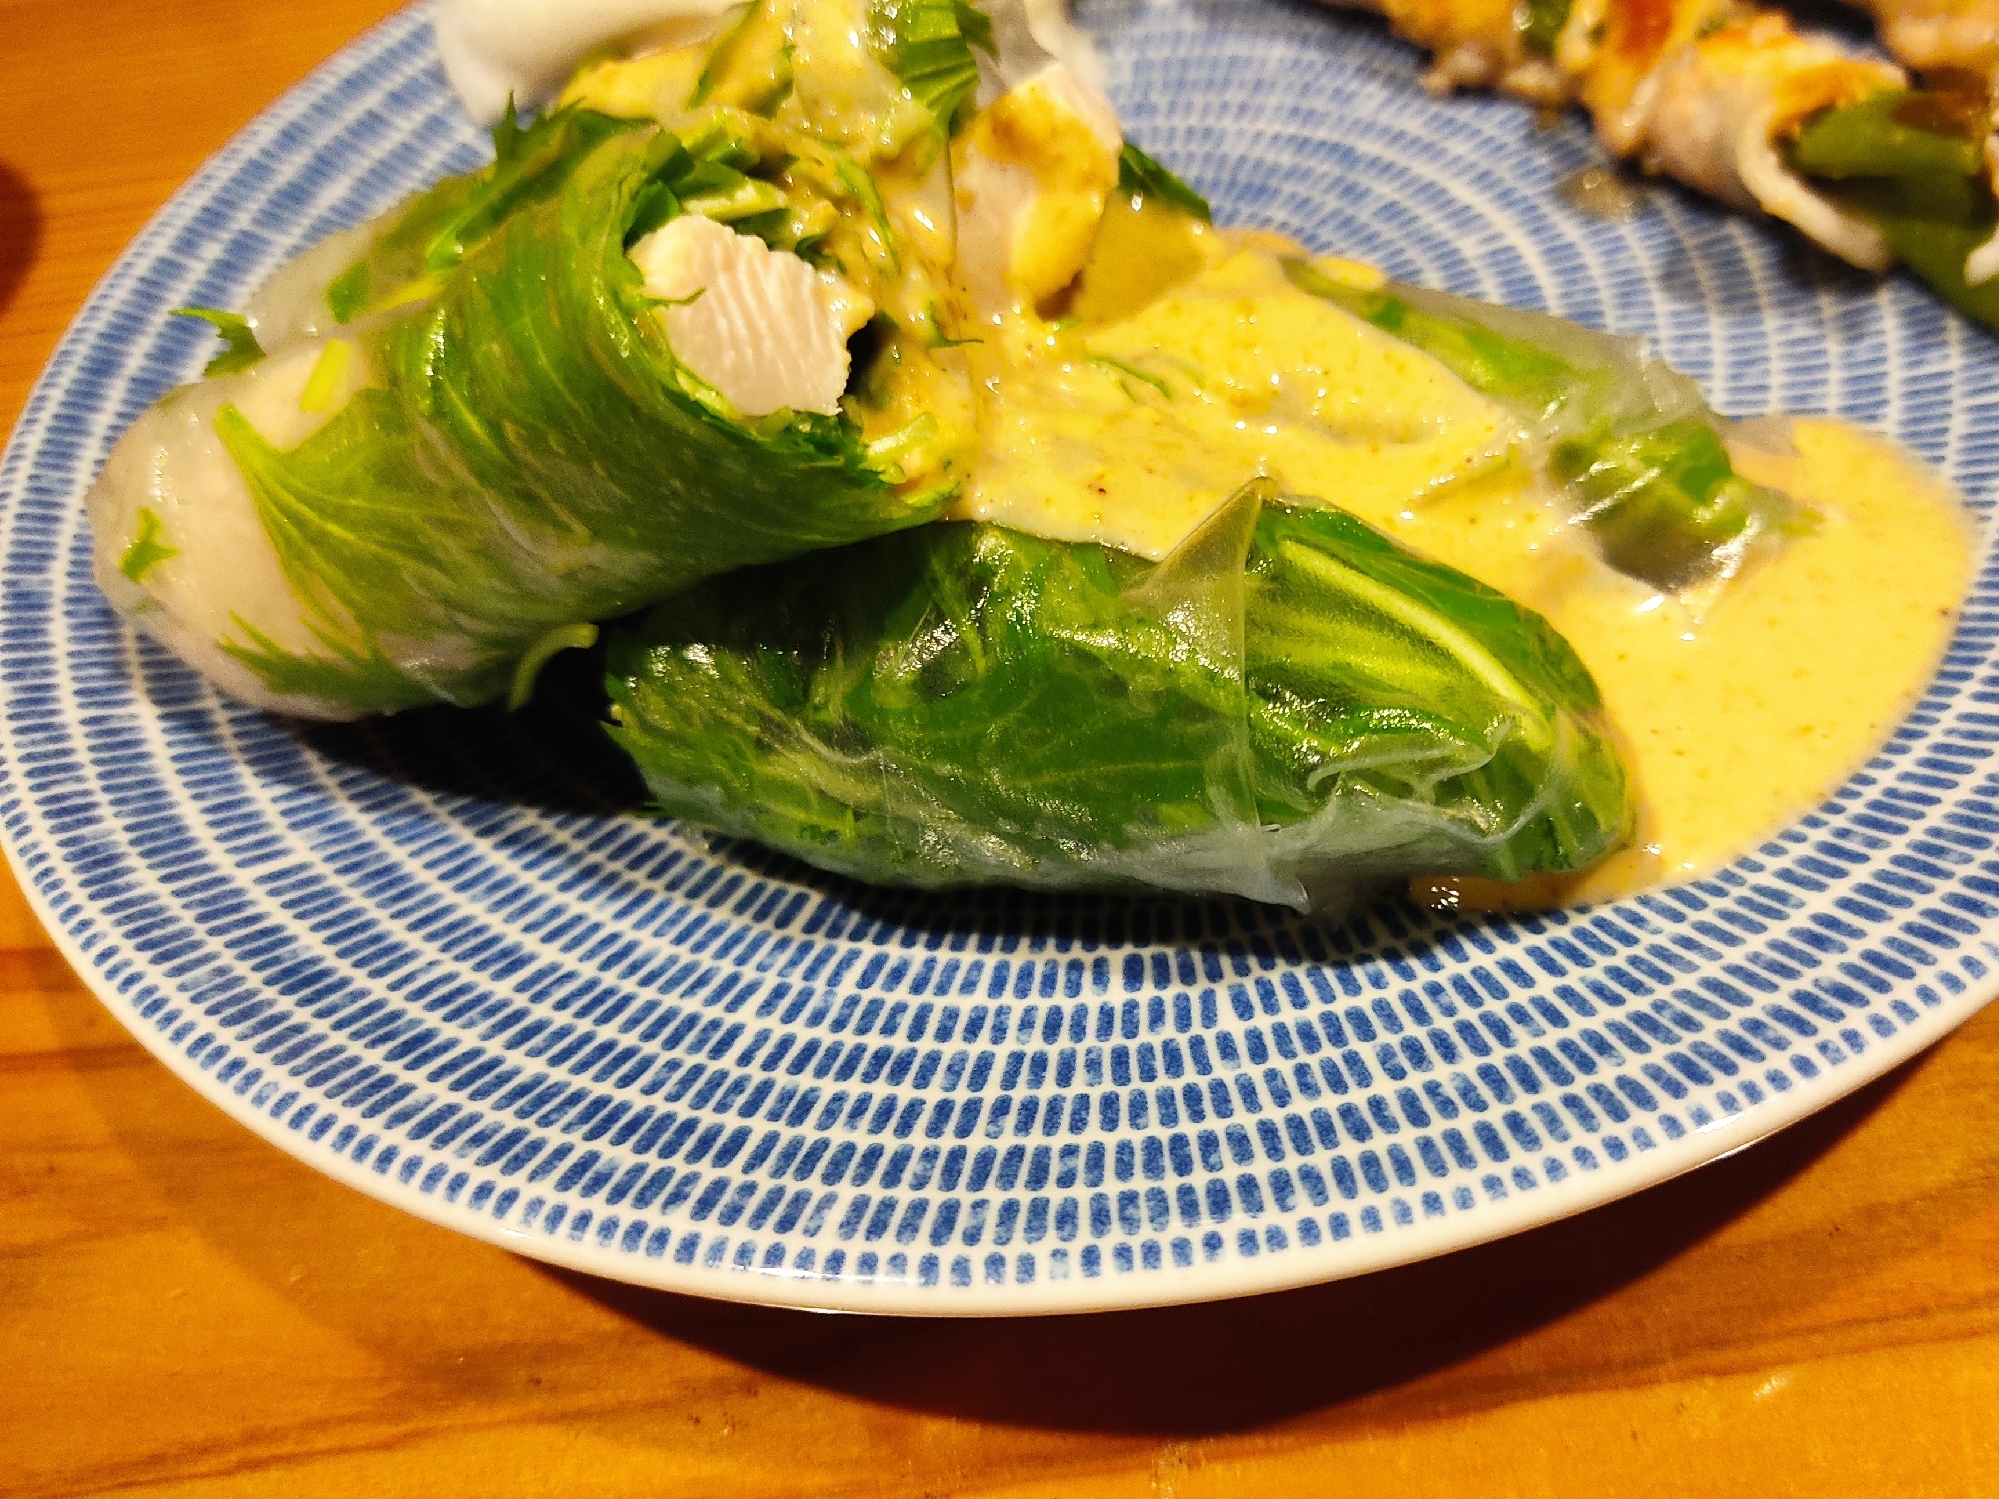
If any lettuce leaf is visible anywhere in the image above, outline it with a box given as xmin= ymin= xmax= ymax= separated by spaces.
xmin=172 ymin=307 xmax=265 ymax=375
xmin=117 ymin=506 xmax=180 ymax=582
xmin=330 ymin=104 xmax=640 ymax=324
xmin=1117 ymin=142 xmax=1211 ymax=223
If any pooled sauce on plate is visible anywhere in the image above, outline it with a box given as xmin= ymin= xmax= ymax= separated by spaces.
xmin=1414 ymin=417 xmax=1972 ymax=908
xmin=949 ymin=203 xmax=1975 ymax=906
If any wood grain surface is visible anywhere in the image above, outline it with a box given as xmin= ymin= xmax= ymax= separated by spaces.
xmin=4 ymin=3 xmax=1999 ymax=1494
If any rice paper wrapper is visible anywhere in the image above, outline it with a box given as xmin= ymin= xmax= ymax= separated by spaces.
xmin=606 ymin=485 xmax=1632 ymax=911
xmin=92 ymin=121 xmax=936 ymax=719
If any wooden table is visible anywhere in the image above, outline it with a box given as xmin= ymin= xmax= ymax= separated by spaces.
xmin=5 ymin=3 xmax=1999 ymax=1493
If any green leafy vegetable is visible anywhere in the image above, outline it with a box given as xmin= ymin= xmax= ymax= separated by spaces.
xmin=1518 ymin=0 xmax=1573 ymax=57
xmin=1283 ymin=259 xmax=1808 ymax=591
xmin=207 ymin=125 xmax=942 ymax=715
xmin=1116 ymin=142 xmax=1212 ymax=223
xmin=830 ymin=149 xmax=899 ymax=270
xmin=223 ymin=613 xmax=439 ymax=714
xmin=1554 ymin=419 xmax=1799 ymax=590
xmin=325 ymin=261 xmax=372 ymax=324
xmin=694 ymin=0 xmax=795 ymax=113
xmin=331 ymin=104 xmax=640 ymax=323
xmin=607 ymin=485 xmax=1629 ymax=909
xmin=871 ymin=0 xmax=986 ymax=134
xmin=117 ymin=507 xmax=179 ymax=583
xmin=172 ymin=307 xmax=264 ymax=375
xmin=955 ymin=0 xmax=994 ymax=57
xmin=676 ymin=167 xmax=789 ymax=223
xmin=1283 ymin=260 xmax=1658 ymax=434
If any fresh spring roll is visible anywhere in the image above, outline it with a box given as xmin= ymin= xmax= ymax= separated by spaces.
xmin=1279 ymin=259 xmax=1811 ymax=593
xmin=90 ymin=0 xmax=998 ymax=720
xmin=92 ymin=117 xmax=920 ymax=719
xmin=605 ymin=485 xmax=1629 ymax=911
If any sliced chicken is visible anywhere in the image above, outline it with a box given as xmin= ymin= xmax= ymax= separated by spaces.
xmin=951 ymin=61 xmax=1123 ymax=313
xmin=630 ymin=214 xmax=875 ymax=416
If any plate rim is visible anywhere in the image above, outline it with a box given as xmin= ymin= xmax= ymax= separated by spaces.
xmin=10 ymin=847 xmax=1974 ymax=1317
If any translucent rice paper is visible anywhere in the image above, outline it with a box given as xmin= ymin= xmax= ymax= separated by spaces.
xmin=608 ymin=485 xmax=1630 ymax=911
xmin=91 ymin=119 xmax=937 ymax=719
xmin=1284 ymin=261 xmax=1812 ymax=597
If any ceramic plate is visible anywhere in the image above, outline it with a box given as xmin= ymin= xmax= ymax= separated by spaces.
xmin=5 ymin=0 xmax=1996 ymax=1314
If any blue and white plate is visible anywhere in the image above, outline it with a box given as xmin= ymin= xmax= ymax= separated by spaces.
xmin=5 ymin=0 xmax=1996 ymax=1314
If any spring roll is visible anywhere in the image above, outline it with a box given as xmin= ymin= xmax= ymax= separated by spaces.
xmin=598 ymin=159 xmax=1842 ymax=908
xmin=91 ymin=0 xmax=1004 ymax=719
xmin=607 ymin=485 xmax=1631 ymax=910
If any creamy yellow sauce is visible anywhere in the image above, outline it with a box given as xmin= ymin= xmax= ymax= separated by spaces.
xmin=949 ymin=227 xmax=1974 ymax=905
xmin=1415 ymin=418 xmax=1971 ymax=907
xmin=951 ymin=247 xmax=1516 ymax=559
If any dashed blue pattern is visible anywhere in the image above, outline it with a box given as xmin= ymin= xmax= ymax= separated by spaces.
xmin=3 ymin=0 xmax=1996 ymax=1312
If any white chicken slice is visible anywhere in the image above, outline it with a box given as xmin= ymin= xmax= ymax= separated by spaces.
xmin=630 ymin=214 xmax=875 ymax=417
xmin=952 ymin=62 xmax=1123 ymax=315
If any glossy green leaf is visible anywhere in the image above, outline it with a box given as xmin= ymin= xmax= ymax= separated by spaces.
xmin=172 ymin=306 xmax=265 ymax=375
xmin=334 ymin=105 xmax=641 ymax=323
xmin=117 ymin=507 xmax=180 ymax=582
xmin=1116 ymin=141 xmax=1211 ymax=223
xmin=872 ymin=0 xmax=985 ymax=134
xmin=607 ymin=487 xmax=1629 ymax=908
xmin=1283 ymin=259 xmax=1806 ymax=591
xmin=213 ymin=126 xmax=942 ymax=715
